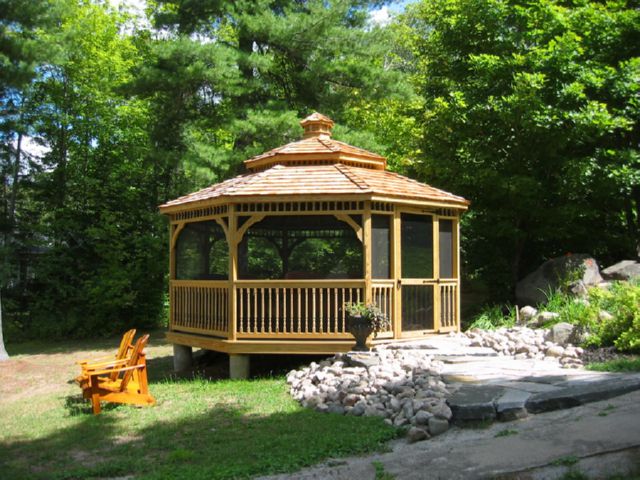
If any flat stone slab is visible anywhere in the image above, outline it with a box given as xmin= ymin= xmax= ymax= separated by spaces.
xmin=435 ymin=355 xmax=492 ymax=364
xmin=384 ymin=338 xmax=497 ymax=357
xmin=444 ymin=363 xmax=640 ymax=423
xmin=495 ymin=388 xmax=530 ymax=420
xmin=448 ymin=385 xmax=504 ymax=423
xmin=487 ymin=380 xmax=561 ymax=394
xmin=526 ymin=375 xmax=640 ymax=413
xmin=519 ymin=375 xmax=572 ymax=384
xmin=344 ymin=352 xmax=381 ymax=369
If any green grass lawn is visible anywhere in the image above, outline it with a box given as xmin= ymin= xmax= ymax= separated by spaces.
xmin=0 ymin=334 xmax=397 ymax=479
xmin=586 ymin=357 xmax=640 ymax=373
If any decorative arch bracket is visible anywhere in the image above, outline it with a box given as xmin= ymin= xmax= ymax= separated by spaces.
xmin=170 ymin=223 xmax=186 ymax=250
xmin=334 ymin=214 xmax=363 ymax=243
xmin=235 ymin=214 xmax=267 ymax=245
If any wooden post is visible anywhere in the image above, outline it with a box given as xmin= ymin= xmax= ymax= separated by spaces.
xmin=363 ymin=201 xmax=372 ymax=304
xmin=455 ymin=214 xmax=462 ymax=332
xmin=168 ymin=223 xmax=178 ymax=331
xmin=228 ymin=205 xmax=238 ymax=341
xmin=392 ymin=206 xmax=402 ymax=339
xmin=433 ymin=216 xmax=441 ymax=332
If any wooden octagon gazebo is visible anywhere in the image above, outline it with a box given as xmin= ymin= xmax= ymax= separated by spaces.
xmin=160 ymin=113 xmax=469 ymax=377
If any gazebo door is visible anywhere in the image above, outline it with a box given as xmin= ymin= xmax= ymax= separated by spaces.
xmin=399 ymin=212 xmax=436 ymax=334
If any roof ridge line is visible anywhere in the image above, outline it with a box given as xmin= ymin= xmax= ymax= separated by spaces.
xmin=334 ymin=163 xmax=371 ymax=191
xmin=328 ymin=138 xmax=385 ymax=159
xmin=317 ymin=137 xmax=341 ymax=152
xmin=386 ymin=170 xmax=467 ymax=201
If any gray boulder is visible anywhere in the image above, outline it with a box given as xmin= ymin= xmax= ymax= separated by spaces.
xmin=407 ymin=426 xmax=430 ymax=443
xmin=518 ymin=306 xmax=538 ymax=324
xmin=516 ymin=254 xmax=602 ymax=306
xmin=427 ymin=417 xmax=450 ymax=436
xmin=545 ymin=322 xmax=574 ymax=346
xmin=601 ymin=260 xmax=640 ymax=281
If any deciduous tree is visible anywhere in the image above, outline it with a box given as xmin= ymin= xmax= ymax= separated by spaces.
xmin=403 ymin=0 xmax=640 ymax=299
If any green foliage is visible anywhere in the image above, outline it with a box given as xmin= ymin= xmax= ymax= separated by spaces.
xmin=373 ymin=461 xmax=396 ymax=480
xmin=552 ymin=455 xmax=579 ymax=467
xmin=137 ymin=0 xmax=411 ymax=190
xmin=534 ymin=281 xmax=640 ymax=353
xmin=494 ymin=428 xmax=518 ymax=438
xmin=467 ymin=304 xmax=516 ymax=330
xmin=539 ymin=289 xmax=593 ymax=327
xmin=587 ymin=357 xmax=640 ymax=373
xmin=576 ymin=282 xmax=640 ymax=352
xmin=401 ymin=0 xmax=640 ymax=300
xmin=344 ymin=302 xmax=391 ymax=334
xmin=2 ymin=1 xmax=171 ymax=339
xmin=559 ymin=471 xmax=589 ymax=480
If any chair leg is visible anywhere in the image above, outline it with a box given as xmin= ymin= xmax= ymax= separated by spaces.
xmin=91 ymin=389 xmax=102 ymax=414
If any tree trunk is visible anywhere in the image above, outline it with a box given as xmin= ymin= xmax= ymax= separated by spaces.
xmin=0 ymin=290 xmax=9 ymax=361
xmin=8 ymin=131 xmax=23 ymax=223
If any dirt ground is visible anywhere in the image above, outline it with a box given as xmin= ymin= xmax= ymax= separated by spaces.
xmin=0 ymin=330 xmax=175 ymax=406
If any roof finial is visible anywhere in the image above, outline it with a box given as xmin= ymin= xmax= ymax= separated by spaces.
xmin=300 ymin=112 xmax=334 ymax=139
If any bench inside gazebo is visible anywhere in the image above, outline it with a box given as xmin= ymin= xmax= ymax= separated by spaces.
xmin=159 ymin=113 xmax=469 ymax=377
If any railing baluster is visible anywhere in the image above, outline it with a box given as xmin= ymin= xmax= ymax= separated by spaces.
xmin=260 ymin=288 xmax=265 ymax=333
xmin=297 ymin=288 xmax=301 ymax=334
xmin=275 ymin=287 xmax=280 ymax=333
xmin=333 ymin=288 xmax=339 ymax=333
xmin=267 ymin=287 xmax=272 ymax=333
xmin=237 ymin=288 xmax=242 ymax=333
xmin=312 ymin=287 xmax=317 ymax=333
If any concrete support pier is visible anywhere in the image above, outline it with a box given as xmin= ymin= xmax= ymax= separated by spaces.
xmin=173 ymin=344 xmax=193 ymax=372
xmin=229 ymin=354 xmax=250 ymax=379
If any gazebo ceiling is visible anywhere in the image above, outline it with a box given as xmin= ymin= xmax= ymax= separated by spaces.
xmin=160 ymin=113 xmax=469 ymax=213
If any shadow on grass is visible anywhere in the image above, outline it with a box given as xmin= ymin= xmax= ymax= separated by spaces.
xmin=145 ymin=351 xmax=332 ymax=384
xmin=1 ymin=382 xmax=397 ymax=480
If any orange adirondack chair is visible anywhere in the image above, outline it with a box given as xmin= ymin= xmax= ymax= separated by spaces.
xmin=75 ymin=329 xmax=137 ymax=386
xmin=81 ymin=334 xmax=156 ymax=414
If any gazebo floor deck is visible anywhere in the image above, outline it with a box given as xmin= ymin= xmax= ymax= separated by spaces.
xmin=166 ymin=330 xmax=441 ymax=355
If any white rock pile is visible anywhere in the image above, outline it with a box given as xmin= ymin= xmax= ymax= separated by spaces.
xmin=462 ymin=326 xmax=584 ymax=368
xmin=286 ymin=348 xmax=452 ymax=441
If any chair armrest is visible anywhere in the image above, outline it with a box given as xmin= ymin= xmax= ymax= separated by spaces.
xmin=88 ymin=364 xmax=145 ymax=377
xmin=81 ymin=358 xmax=129 ymax=371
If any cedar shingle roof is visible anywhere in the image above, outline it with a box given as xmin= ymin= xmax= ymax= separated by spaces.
xmin=160 ymin=163 xmax=469 ymax=210
xmin=243 ymin=135 xmax=386 ymax=171
xmin=160 ymin=113 xmax=469 ymax=212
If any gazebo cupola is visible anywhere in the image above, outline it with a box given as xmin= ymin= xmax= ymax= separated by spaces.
xmin=242 ymin=112 xmax=386 ymax=171
xmin=160 ymin=113 xmax=469 ymax=378
xmin=301 ymin=112 xmax=334 ymax=138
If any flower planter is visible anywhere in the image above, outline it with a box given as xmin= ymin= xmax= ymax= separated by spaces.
xmin=346 ymin=315 xmax=374 ymax=351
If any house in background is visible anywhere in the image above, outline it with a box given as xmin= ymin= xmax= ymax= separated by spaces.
xmin=159 ymin=113 xmax=469 ymax=377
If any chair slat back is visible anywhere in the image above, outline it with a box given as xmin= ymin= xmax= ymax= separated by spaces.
xmin=109 ymin=329 xmax=136 ymax=381
xmin=119 ymin=334 xmax=150 ymax=391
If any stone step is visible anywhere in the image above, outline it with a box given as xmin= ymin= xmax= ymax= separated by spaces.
xmin=447 ymin=374 xmax=640 ymax=424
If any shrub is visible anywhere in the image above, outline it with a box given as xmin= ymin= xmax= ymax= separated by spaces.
xmin=467 ymin=304 xmax=516 ymax=330
xmin=570 ymin=281 xmax=639 ymax=352
xmin=539 ymin=289 xmax=596 ymax=327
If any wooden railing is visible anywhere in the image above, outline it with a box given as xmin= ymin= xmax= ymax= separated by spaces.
xmin=169 ymin=279 xmax=458 ymax=339
xmin=170 ymin=280 xmax=229 ymax=337
xmin=440 ymin=282 xmax=458 ymax=330
xmin=371 ymin=281 xmax=394 ymax=337
xmin=236 ymin=281 xmax=364 ymax=339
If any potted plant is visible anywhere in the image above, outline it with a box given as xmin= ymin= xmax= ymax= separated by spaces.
xmin=344 ymin=302 xmax=390 ymax=351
